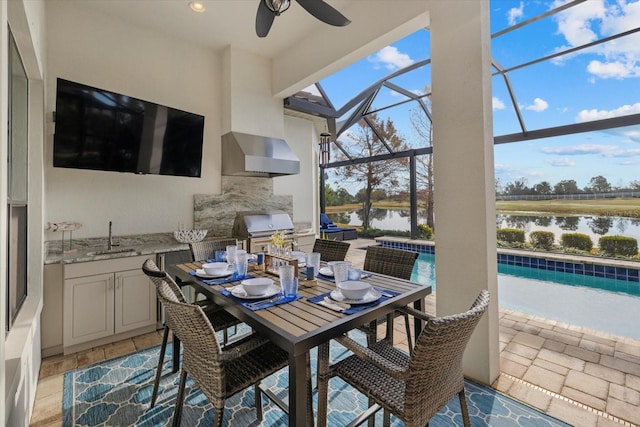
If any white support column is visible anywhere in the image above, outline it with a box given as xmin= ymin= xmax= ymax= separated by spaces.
xmin=430 ymin=0 xmax=499 ymax=384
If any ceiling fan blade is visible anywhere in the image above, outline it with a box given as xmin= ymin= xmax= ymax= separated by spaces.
xmin=295 ymin=0 xmax=351 ymax=27
xmin=256 ymin=0 xmax=277 ymax=38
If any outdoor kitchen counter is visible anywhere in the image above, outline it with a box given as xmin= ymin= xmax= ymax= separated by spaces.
xmin=44 ymin=232 xmax=192 ymax=265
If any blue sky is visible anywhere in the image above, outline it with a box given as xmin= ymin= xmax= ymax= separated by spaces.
xmin=316 ymin=0 xmax=640 ymax=191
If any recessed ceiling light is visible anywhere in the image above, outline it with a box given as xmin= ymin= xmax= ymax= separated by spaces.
xmin=189 ymin=1 xmax=206 ymax=13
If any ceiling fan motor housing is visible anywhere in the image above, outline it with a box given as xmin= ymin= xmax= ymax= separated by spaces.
xmin=265 ymin=0 xmax=291 ymax=15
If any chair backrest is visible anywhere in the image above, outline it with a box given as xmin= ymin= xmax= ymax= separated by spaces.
xmin=363 ymin=246 xmax=418 ymax=280
xmin=189 ymin=238 xmax=238 ymax=262
xmin=142 ymin=259 xmax=225 ymax=399
xmin=157 ymin=279 xmax=226 ymax=401
xmin=405 ymin=290 xmax=490 ymax=425
xmin=320 ymin=213 xmax=334 ymax=229
xmin=312 ymin=238 xmax=350 ymax=262
xmin=142 ymin=259 xmax=188 ymax=304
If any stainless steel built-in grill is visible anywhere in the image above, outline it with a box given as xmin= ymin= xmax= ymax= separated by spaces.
xmin=232 ymin=210 xmax=296 ymax=253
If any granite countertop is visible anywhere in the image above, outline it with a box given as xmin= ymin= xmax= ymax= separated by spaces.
xmin=45 ymin=233 xmax=191 ymax=265
xmin=45 ymin=227 xmax=316 ymax=265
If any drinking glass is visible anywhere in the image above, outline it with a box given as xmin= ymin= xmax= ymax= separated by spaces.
xmin=214 ymin=250 xmax=226 ymax=262
xmin=331 ymin=261 xmax=350 ymax=285
xmin=306 ymin=252 xmax=321 ymax=276
xmin=279 ymin=265 xmax=298 ymax=297
xmin=226 ymin=245 xmax=237 ymax=268
xmin=234 ymin=251 xmax=248 ymax=278
xmin=348 ymin=268 xmax=362 ymax=281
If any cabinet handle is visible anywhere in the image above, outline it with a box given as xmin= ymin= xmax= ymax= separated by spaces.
xmin=116 ymin=277 xmax=121 ymax=290
xmin=108 ymin=277 xmax=114 ymax=290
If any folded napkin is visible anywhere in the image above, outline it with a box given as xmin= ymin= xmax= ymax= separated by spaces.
xmin=189 ymin=271 xmax=254 ymax=286
xmin=307 ymin=288 xmax=400 ymax=315
xmin=219 ymin=287 xmax=301 ymax=311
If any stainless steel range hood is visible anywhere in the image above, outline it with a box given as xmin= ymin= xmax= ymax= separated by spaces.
xmin=221 ymin=131 xmax=300 ymax=177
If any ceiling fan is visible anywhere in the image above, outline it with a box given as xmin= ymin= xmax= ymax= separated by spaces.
xmin=256 ymin=0 xmax=351 ymax=38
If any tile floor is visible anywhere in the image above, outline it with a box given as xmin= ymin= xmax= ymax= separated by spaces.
xmin=29 ymin=241 xmax=640 ymax=426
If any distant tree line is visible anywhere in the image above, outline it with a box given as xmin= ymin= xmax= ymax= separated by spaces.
xmin=497 ymin=175 xmax=640 ymax=196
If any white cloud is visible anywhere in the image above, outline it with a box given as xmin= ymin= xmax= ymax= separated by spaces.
xmin=548 ymin=158 xmax=576 ymax=167
xmin=540 ymin=144 xmax=618 ymax=155
xmin=576 ymin=102 xmax=640 ymax=122
xmin=494 ymin=163 xmax=515 ymax=174
xmin=493 ymin=96 xmax=506 ymax=110
xmin=616 ymin=159 xmax=640 ymax=165
xmin=369 ymin=46 xmax=414 ymax=71
xmin=608 ymin=148 xmax=640 ymax=158
xmin=508 ymin=2 xmax=525 ymax=25
xmin=553 ymin=0 xmax=606 ymax=46
xmin=587 ymin=60 xmax=639 ymax=79
xmin=552 ymin=0 xmax=640 ymax=79
xmin=525 ymin=98 xmax=549 ymax=112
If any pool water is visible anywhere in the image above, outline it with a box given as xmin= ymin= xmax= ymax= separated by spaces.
xmin=412 ymin=253 xmax=640 ymax=340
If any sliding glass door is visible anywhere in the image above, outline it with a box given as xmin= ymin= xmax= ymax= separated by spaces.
xmin=6 ymin=29 xmax=28 ymax=331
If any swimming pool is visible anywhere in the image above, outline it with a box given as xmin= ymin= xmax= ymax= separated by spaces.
xmin=412 ymin=253 xmax=640 ymax=340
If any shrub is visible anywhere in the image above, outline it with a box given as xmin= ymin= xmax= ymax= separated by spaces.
xmin=496 ymin=228 xmax=525 ymax=244
xmin=417 ymin=224 xmax=434 ymax=240
xmin=529 ymin=231 xmax=555 ymax=250
xmin=598 ymin=235 xmax=638 ymax=257
xmin=356 ymin=228 xmax=410 ymax=239
xmin=560 ymin=233 xmax=593 ymax=252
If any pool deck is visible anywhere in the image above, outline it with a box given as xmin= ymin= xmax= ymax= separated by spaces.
xmin=345 ymin=238 xmax=640 ymax=427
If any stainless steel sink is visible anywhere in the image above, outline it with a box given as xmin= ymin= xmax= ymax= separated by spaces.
xmin=87 ymin=248 xmax=137 ymax=256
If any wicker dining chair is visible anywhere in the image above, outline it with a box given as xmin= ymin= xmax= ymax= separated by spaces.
xmin=317 ymin=290 xmax=490 ymax=427
xmin=189 ymin=238 xmax=238 ymax=262
xmin=312 ymin=238 xmax=350 ymax=262
xmin=364 ymin=245 xmax=418 ymax=281
xmin=142 ymin=259 xmax=246 ymax=408
xmin=153 ymin=264 xmax=289 ymax=427
xmin=188 ymin=238 xmax=243 ymax=343
xmin=361 ymin=246 xmax=419 ymax=347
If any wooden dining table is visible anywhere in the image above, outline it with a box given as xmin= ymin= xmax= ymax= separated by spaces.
xmin=166 ymin=260 xmax=432 ymax=427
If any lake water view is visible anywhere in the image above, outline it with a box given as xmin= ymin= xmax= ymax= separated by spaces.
xmin=331 ymin=209 xmax=640 ymax=245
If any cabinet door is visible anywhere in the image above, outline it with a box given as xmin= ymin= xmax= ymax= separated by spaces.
xmin=64 ymin=273 xmax=114 ymax=347
xmin=114 ymin=269 xmax=157 ymax=334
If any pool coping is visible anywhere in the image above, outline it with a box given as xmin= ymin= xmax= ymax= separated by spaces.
xmin=375 ymin=236 xmax=640 ymax=283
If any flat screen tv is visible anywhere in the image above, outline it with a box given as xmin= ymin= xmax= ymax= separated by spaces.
xmin=53 ymin=78 xmax=204 ymax=177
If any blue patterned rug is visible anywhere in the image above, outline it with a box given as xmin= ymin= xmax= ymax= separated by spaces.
xmin=63 ymin=332 xmax=570 ymax=426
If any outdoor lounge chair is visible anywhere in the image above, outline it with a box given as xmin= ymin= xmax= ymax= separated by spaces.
xmin=317 ymin=290 xmax=490 ymax=427
xmin=320 ymin=213 xmax=358 ymax=241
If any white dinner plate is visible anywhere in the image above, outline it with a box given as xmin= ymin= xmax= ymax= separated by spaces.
xmin=319 ymin=267 xmax=334 ymax=277
xmin=195 ymin=268 xmax=232 ymax=279
xmin=330 ymin=288 xmax=381 ymax=304
xmin=230 ymin=284 xmax=281 ymax=300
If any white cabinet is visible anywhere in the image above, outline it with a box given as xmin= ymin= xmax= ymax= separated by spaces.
xmin=64 ymin=273 xmax=114 ymax=346
xmin=63 ymin=255 xmax=156 ymax=351
xmin=114 ymin=269 xmax=156 ymax=334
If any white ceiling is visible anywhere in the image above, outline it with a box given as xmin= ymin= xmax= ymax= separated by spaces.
xmin=74 ymin=0 xmax=431 ymax=97
xmin=78 ymin=0 xmax=354 ymax=58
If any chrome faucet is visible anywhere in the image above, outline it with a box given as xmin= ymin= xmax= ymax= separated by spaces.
xmin=108 ymin=221 xmax=119 ymax=250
